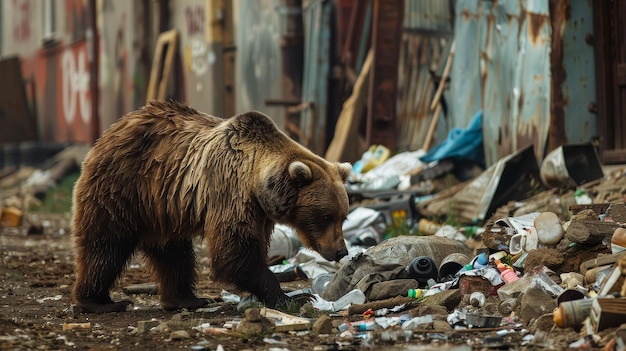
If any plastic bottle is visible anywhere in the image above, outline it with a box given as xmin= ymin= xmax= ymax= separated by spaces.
xmin=406 ymin=256 xmax=438 ymax=285
xmin=408 ymin=289 xmax=424 ymax=299
xmin=495 ymin=259 xmax=519 ymax=283
xmin=553 ymin=298 xmax=595 ymax=329
xmin=473 ymin=252 xmax=489 ymax=269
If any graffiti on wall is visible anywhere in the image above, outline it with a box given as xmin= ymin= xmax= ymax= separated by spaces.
xmin=184 ymin=4 xmax=210 ymax=78
xmin=60 ymin=45 xmax=91 ymax=125
xmin=185 ymin=5 xmax=205 ymax=36
xmin=12 ymin=0 xmax=32 ymax=42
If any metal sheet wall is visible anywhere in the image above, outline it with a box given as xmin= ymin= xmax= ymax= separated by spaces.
xmin=234 ymin=0 xmax=284 ymax=126
xmin=452 ymin=0 xmax=597 ymax=167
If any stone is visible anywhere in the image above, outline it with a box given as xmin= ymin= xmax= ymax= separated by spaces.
xmin=312 ymin=314 xmax=333 ymax=334
xmin=237 ymin=308 xmax=275 ymax=335
xmin=519 ymin=286 xmax=556 ymax=324
xmin=136 ymin=320 xmax=161 ymax=333
xmin=367 ymin=279 xmax=417 ymax=301
xmin=606 ymin=202 xmax=626 ymax=222
xmin=524 ymin=248 xmax=564 ymax=271
xmin=496 ymin=275 xmax=532 ymax=300
xmin=421 ymin=289 xmax=461 ymax=311
xmin=416 ymin=304 xmax=449 ymax=316
xmin=565 ymin=220 xmax=619 ymax=245
xmin=169 ymin=330 xmax=190 ymax=340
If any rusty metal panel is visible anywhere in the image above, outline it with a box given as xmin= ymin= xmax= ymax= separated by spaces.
xmin=561 ymin=0 xmax=597 ymax=144
xmin=512 ymin=0 xmax=551 ymax=161
xmin=300 ymin=0 xmax=331 ymax=155
xmin=455 ymin=0 xmax=552 ymax=166
xmin=449 ymin=0 xmax=483 ymax=134
xmin=404 ymin=0 xmax=453 ymax=34
xmin=482 ymin=0 xmax=521 ymax=166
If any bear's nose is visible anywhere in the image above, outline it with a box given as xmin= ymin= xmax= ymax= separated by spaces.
xmin=335 ymin=248 xmax=348 ymax=261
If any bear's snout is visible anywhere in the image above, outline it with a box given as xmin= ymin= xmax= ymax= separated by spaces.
xmin=334 ymin=248 xmax=348 ymax=262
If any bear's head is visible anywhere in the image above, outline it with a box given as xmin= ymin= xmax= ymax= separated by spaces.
xmin=259 ymin=160 xmax=352 ymax=262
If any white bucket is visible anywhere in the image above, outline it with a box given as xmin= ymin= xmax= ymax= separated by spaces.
xmin=268 ymin=225 xmax=301 ymax=259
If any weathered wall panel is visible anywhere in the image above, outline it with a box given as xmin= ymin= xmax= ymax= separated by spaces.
xmin=511 ymin=0 xmax=551 ymax=161
xmin=171 ymin=0 xmax=225 ymax=116
xmin=561 ymin=0 xmax=596 ymax=144
xmin=300 ymin=0 xmax=331 ymax=155
xmin=482 ymin=0 xmax=520 ymax=166
xmin=454 ymin=0 xmax=596 ymax=166
xmin=97 ymin=1 xmax=145 ymax=133
xmin=396 ymin=0 xmax=453 ymax=152
xmin=234 ymin=0 xmax=284 ymax=126
xmin=450 ymin=0 xmax=483 ymax=134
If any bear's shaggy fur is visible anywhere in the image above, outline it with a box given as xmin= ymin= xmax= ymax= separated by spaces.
xmin=72 ymin=100 xmax=351 ymax=313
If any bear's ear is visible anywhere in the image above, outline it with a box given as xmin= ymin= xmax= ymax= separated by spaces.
xmin=288 ymin=161 xmax=312 ymax=184
xmin=337 ymin=162 xmax=352 ymax=182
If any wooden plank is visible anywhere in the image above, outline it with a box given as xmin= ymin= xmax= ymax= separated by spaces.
xmin=146 ymin=29 xmax=178 ymax=103
xmin=325 ymin=51 xmax=372 ymax=162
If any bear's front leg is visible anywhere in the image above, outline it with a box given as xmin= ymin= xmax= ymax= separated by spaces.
xmin=209 ymin=234 xmax=312 ymax=309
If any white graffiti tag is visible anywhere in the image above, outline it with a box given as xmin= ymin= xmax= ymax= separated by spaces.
xmin=61 ymin=49 xmax=91 ymax=124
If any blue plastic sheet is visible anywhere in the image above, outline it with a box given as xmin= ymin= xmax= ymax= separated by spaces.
xmin=420 ymin=110 xmax=484 ymax=166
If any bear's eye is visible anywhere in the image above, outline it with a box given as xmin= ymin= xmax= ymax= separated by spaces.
xmin=322 ymin=215 xmax=333 ymax=223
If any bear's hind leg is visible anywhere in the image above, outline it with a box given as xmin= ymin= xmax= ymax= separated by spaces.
xmin=143 ymin=239 xmax=209 ymax=311
xmin=73 ymin=235 xmax=137 ymax=313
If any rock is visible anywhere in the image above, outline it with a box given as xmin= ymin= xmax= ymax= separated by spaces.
xmin=244 ymin=308 xmax=262 ymax=322
xmin=236 ymin=308 xmax=275 ymax=335
xmin=571 ymin=209 xmax=598 ymax=221
xmin=421 ymin=289 xmax=461 ymax=311
xmin=432 ymin=319 xmax=453 ymax=331
xmin=560 ymin=272 xmax=584 ymax=289
xmin=367 ymin=279 xmax=417 ymax=300
xmin=528 ymin=313 xmax=555 ymax=334
xmin=606 ymin=202 xmax=626 ymax=222
xmin=312 ymin=314 xmax=332 ymax=334
xmin=524 ymin=248 xmax=564 ymax=271
xmin=416 ymin=304 xmax=449 ymax=316
xmin=169 ymin=330 xmax=190 ymax=340
xmin=564 ymin=220 xmax=619 ymax=245
xmin=136 ymin=320 xmax=161 ymax=333
xmin=534 ymin=212 xmax=563 ymax=245
xmin=496 ymin=276 xmax=532 ymax=300
xmin=519 ymin=286 xmax=556 ymax=324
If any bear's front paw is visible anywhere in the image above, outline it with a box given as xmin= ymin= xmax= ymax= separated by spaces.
xmin=161 ymin=296 xmax=211 ymax=311
xmin=73 ymin=299 xmax=134 ymax=314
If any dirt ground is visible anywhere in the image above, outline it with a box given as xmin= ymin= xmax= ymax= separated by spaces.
xmin=0 ymin=211 xmax=620 ymax=351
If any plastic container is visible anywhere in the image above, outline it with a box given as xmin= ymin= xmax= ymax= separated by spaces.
xmin=406 ymin=256 xmax=438 ymax=285
xmin=495 ymin=259 xmax=519 ymax=283
xmin=553 ymin=298 xmax=595 ymax=329
xmin=438 ymin=252 xmax=471 ymax=281
xmin=611 ymin=227 xmax=626 ymax=254
xmin=331 ymin=289 xmax=366 ymax=311
xmin=268 ymin=225 xmax=301 ymax=259
xmin=311 ymin=273 xmax=333 ymax=295
xmin=469 ymin=292 xmax=486 ymax=307
xmin=473 ymin=252 xmax=489 ymax=269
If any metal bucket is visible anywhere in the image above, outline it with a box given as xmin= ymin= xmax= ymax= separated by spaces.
xmin=540 ymin=143 xmax=604 ymax=189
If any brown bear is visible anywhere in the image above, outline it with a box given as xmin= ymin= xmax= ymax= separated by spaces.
xmin=72 ymin=100 xmax=352 ymax=313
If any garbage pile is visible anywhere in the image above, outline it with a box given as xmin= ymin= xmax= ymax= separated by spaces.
xmin=259 ymin=140 xmax=626 ymax=349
